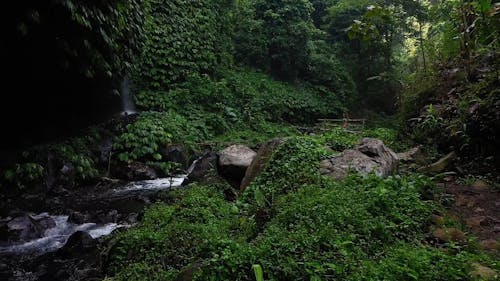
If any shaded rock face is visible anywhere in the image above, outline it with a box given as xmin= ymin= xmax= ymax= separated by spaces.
xmin=187 ymin=152 xmax=218 ymax=183
xmin=0 ymin=214 xmax=56 ymax=242
xmin=160 ymin=144 xmax=188 ymax=168
xmin=320 ymin=138 xmax=398 ymax=179
xmin=111 ymin=161 xmax=158 ymax=181
xmin=218 ymin=145 xmax=257 ymax=187
xmin=58 ymin=231 xmax=96 ymax=257
xmin=240 ymin=138 xmax=284 ymax=193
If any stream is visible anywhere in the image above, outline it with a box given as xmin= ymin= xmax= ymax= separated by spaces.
xmin=0 ymin=170 xmax=193 ymax=281
xmin=0 ymin=214 xmax=120 ymax=255
xmin=0 ymin=174 xmax=188 ymax=256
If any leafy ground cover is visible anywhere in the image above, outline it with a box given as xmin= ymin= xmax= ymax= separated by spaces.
xmin=105 ymin=132 xmax=499 ymax=280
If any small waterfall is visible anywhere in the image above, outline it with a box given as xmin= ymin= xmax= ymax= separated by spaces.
xmin=0 ymin=213 xmax=122 ymax=255
xmin=120 ymin=76 xmax=136 ymax=115
xmin=113 ymin=156 xmax=203 ymax=193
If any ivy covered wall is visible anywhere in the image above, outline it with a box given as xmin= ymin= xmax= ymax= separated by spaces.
xmin=135 ymin=0 xmax=233 ymax=90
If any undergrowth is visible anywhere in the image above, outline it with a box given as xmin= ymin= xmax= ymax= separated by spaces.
xmin=106 ymin=135 xmax=498 ymax=281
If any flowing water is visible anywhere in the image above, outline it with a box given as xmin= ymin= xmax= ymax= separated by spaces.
xmin=120 ymin=76 xmax=136 ymax=115
xmin=114 ymin=177 xmax=186 ymax=192
xmin=0 ymin=213 xmax=122 ymax=255
xmin=113 ymin=158 xmax=200 ymax=193
xmin=0 ymin=158 xmax=201 ymax=256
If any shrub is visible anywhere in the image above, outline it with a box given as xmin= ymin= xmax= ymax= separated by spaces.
xmin=107 ymin=184 xmax=252 ymax=280
xmin=113 ymin=111 xmax=212 ymax=162
xmin=109 ymin=136 xmax=496 ymax=281
xmin=2 ymin=162 xmax=44 ymax=189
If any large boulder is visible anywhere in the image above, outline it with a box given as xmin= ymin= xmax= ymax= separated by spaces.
xmin=0 ymin=213 xmax=56 ymax=242
xmin=218 ymin=145 xmax=257 ymax=186
xmin=58 ymin=231 xmax=96 ymax=257
xmin=240 ymin=138 xmax=284 ymax=193
xmin=320 ymin=138 xmax=398 ymax=179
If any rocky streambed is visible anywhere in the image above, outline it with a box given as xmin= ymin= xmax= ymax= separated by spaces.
xmin=0 ymin=174 xmax=190 ymax=281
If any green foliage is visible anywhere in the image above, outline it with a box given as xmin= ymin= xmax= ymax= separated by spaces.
xmin=109 ymin=133 xmax=497 ymax=281
xmin=136 ymin=69 xmax=347 ymax=126
xmin=245 ymin=174 xmax=434 ymax=280
xmin=52 ymin=141 xmax=100 ymax=182
xmin=348 ymin=244 xmax=497 ymax=281
xmin=113 ymin=262 xmax=178 ymax=281
xmin=2 ymin=163 xmax=44 ymax=189
xmin=58 ymin=0 xmax=146 ymax=78
xmin=413 ymin=104 xmax=443 ymax=134
xmin=252 ymin=0 xmax=315 ymax=81
xmin=231 ymin=0 xmax=269 ymax=69
xmin=107 ymin=184 xmax=252 ymax=280
xmin=231 ymin=0 xmax=358 ymax=104
xmin=324 ymin=0 xmax=428 ymax=113
xmin=317 ymin=127 xmax=360 ymax=151
xmin=316 ymin=126 xmax=405 ymax=152
xmin=306 ymin=40 xmax=358 ymax=105
xmin=135 ymin=0 xmax=232 ymax=90
xmin=113 ymin=111 xmax=211 ymax=162
xmin=347 ymin=5 xmax=394 ymax=42
xmin=241 ymin=137 xmax=330 ymax=209
xmin=215 ymin=122 xmax=298 ymax=148
xmin=364 ymin=127 xmax=408 ymax=151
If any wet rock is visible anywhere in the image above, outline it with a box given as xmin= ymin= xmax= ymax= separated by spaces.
xmin=112 ymin=161 xmax=158 ymax=181
xmin=99 ymin=138 xmax=114 ymax=164
xmin=160 ymin=144 xmax=188 ymax=168
xmin=320 ymin=138 xmax=398 ymax=180
xmin=2 ymin=214 xmax=56 ymax=242
xmin=127 ymin=213 xmax=139 ymax=224
xmin=60 ymin=163 xmax=73 ymax=175
xmin=240 ymin=138 xmax=283 ymax=193
xmin=58 ymin=231 xmax=96 ymax=256
xmin=67 ymin=211 xmax=89 ymax=225
xmin=218 ymin=145 xmax=257 ymax=186
xmin=96 ymin=210 xmax=119 ymax=224
xmin=494 ymin=225 xmax=500 ymax=233
xmin=129 ymin=162 xmax=158 ymax=180
xmin=48 ymin=185 xmax=69 ymax=196
xmin=187 ymin=152 xmax=218 ymax=183
xmin=219 ymin=145 xmax=257 ymax=168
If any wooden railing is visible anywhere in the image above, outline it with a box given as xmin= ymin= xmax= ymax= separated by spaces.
xmin=317 ymin=118 xmax=367 ymax=131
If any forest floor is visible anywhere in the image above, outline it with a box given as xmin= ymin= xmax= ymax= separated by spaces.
xmin=444 ymin=180 xmax=500 ymax=245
